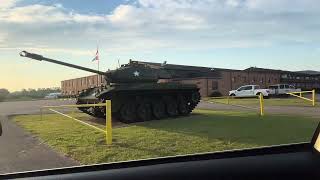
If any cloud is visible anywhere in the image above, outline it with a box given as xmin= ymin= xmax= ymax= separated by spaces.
xmin=1 ymin=0 xmax=320 ymax=55
xmin=105 ymin=0 xmax=320 ymax=48
xmin=226 ymin=0 xmax=240 ymax=7
xmin=0 ymin=33 xmax=7 ymax=43
xmin=245 ymin=0 xmax=320 ymax=12
xmin=0 ymin=4 xmax=107 ymax=24
xmin=0 ymin=46 xmax=93 ymax=56
xmin=0 ymin=0 xmax=19 ymax=9
xmin=107 ymin=1 xmax=210 ymax=30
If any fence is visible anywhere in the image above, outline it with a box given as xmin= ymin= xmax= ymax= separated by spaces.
xmin=287 ymin=90 xmax=316 ymax=107
xmin=40 ymin=100 xmax=112 ymax=145
xmin=208 ymin=94 xmax=265 ymax=116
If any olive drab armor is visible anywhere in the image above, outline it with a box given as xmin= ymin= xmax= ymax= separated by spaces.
xmin=20 ymin=51 xmax=200 ymax=123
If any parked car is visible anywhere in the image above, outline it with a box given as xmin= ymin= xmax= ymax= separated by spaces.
xmin=229 ymin=85 xmax=270 ymax=98
xmin=268 ymin=84 xmax=301 ymax=97
xmin=44 ymin=92 xmax=62 ymax=99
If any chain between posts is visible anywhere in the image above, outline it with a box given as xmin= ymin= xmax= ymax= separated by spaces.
xmin=40 ymin=102 xmax=113 ymax=145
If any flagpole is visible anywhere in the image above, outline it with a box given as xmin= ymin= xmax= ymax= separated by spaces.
xmin=96 ymin=45 xmax=100 ymax=86
xmin=98 ymin=57 xmax=100 ymax=85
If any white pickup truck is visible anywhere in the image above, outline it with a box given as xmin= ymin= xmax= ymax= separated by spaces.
xmin=229 ymin=85 xmax=270 ymax=97
xmin=268 ymin=84 xmax=301 ymax=96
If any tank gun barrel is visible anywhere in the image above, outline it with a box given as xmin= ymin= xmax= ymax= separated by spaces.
xmin=19 ymin=51 xmax=106 ymax=76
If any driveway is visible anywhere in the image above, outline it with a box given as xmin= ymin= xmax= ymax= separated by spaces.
xmin=0 ymin=99 xmax=78 ymax=174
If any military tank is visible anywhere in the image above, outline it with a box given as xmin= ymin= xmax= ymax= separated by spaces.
xmin=20 ymin=51 xmax=201 ymax=123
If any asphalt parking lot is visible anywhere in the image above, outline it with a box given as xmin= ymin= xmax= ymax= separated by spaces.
xmin=0 ymin=99 xmax=78 ymax=174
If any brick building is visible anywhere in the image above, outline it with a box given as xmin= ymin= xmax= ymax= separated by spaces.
xmin=61 ymin=74 xmax=106 ymax=95
xmin=61 ymin=62 xmax=320 ymax=97
xmin=168 ymin=68 xmax=282 ymax=97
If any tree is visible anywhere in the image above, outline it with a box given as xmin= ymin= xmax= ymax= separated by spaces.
xmin=8 ymin=87 xmax=61 ymax=100
xmin=0 ymin=89 xmax=10 ymax=102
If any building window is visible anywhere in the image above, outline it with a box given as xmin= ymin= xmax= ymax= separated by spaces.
xmin=212 ymin=81 xmax=218 ymax=90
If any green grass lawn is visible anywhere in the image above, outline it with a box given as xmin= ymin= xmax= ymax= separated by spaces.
xmin=204 ymin=97 xmax=319 ymax=107
xmin=13 ymin=109 xmax=319 ymax=165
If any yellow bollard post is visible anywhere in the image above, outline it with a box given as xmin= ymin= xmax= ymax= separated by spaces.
xmin=259 ymin=93 xmax=264 ymax=116
xmin=106 ymin=100 xmax=112 ymax=145
xmin=227 ymin=96 xmax=230 ymax=105
xmin=40 ymin=108 xmax=43 ymax=121
xmin=312 ymin=89 xmax=316 ymax=107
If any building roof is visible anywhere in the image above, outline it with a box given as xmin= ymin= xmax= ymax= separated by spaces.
xmin=244 ymin=67 xmax=320 ymax=77
xmin=295 ymin=70 xmax=320 ymax=75
xmin=137 ymin=61 xmax=320 ymax=77
xmin=244 ymin=67 xmax=283 ymax=73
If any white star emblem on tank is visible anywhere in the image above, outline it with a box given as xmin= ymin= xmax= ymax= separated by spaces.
xmin=133 ymin=71 xmax=140 ymax=77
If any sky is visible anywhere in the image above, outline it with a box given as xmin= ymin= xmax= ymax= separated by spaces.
xmin=0 ymin=0 xmax=320 ymax=91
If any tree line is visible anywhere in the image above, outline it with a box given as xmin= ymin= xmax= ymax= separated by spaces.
xmin=0 ymin=88 xmax=61 ymax=102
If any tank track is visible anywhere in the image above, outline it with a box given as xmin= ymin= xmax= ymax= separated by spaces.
xmin=77 ymin=89 xmax=201 ymax=123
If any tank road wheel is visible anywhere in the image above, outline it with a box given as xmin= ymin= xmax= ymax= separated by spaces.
xmin=137 ymin=103 xmax=152 ymax=122
xmin=191 ymin=91 xmax=201 ymax=104
xmin=152 ymin=100 xmax=167 ymax=120
xmin=78 ymin=107 xmax=89 ymax=114
xmin=76 ymin=100 xmax=90 ymax=114
xmin=120 ymin=102 xmax=137 ymax=123
xmin=92 ymin=107 xmax=105 ymax=118
xmin=178 ymin=95 xmax=189 ymax=116
xmin=165 ymin=97 xmax=179 ymax=117
xmin=98 ymin=99 xmax=107 ymax=118
xmin=187 ymin=91 xmax=201 ymax=113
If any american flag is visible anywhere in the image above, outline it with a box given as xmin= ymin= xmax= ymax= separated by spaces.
xmin=92 ymin=48 xmax=99 ymax=62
